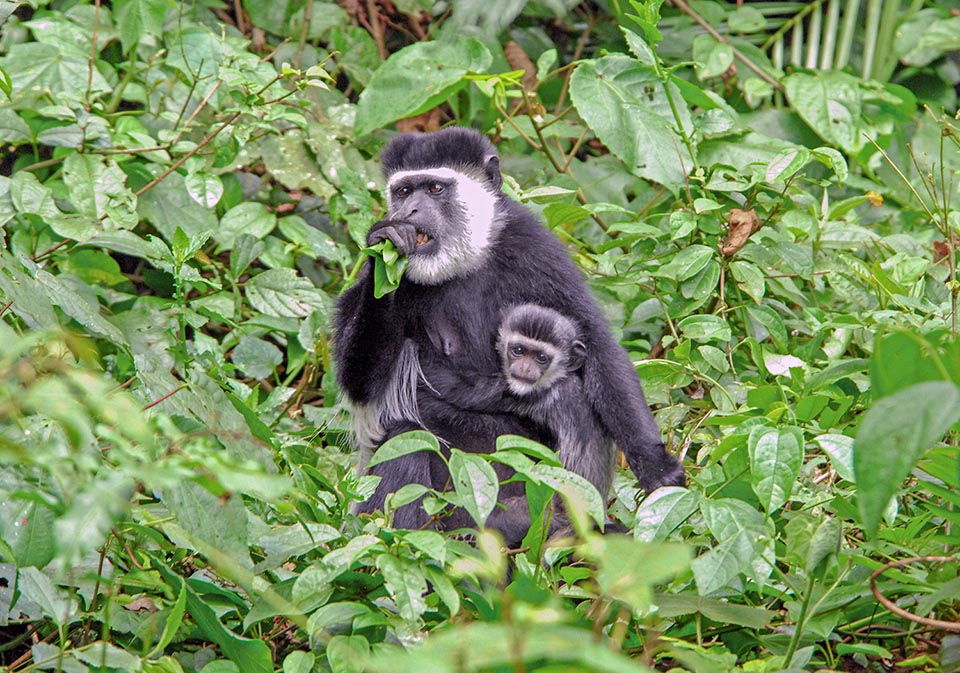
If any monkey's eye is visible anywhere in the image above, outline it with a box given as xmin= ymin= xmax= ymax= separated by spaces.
xmin=510 ymin=345 xmax=524 ymax=357
xmin=428 ymin=182 xmax=445 ymax=195
xmin=534 ymin=353 xmax=550 ymax=365
xmin=395 ymin=185 xmax=412 ymax=198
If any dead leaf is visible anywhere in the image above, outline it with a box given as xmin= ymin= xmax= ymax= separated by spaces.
xmin=719 ymin=208 xmax=761 ymax=257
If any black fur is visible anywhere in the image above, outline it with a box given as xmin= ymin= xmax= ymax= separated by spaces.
xmin=333 ymin=128 xmax=684 ymax=547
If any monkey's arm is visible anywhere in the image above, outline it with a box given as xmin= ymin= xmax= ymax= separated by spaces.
xmin=580 ymin=330 xmax=685 ymax=491
xmin=332 ymin=261 xmax=405 ymax=404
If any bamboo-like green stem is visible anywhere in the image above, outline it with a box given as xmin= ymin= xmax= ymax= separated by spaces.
xmin=820 ymin=0 xmax=840 ymax=70
xmin=805 ymin=6 xmax=822 ymax=69
xmin=834 ymin=0 xmax=860 ymax=68
xmin=861 ymin=0 xmax=882 ymax=79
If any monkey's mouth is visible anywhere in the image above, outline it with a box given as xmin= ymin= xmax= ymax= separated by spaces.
xmin=412 ymin=230 xmax=437 ymax=254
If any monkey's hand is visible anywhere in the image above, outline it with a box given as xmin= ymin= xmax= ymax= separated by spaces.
xmin=367 ymin=220 xmax=418 ymax=257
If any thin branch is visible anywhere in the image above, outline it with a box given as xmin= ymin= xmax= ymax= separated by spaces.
xmin=670 ymin=0 xmax=783 ymax=91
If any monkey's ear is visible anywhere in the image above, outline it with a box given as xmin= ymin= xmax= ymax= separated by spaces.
xmin=570 ymin=340 xmax=587 ymax=370
xmin=484 ymin=155 xmax=502 ymax=190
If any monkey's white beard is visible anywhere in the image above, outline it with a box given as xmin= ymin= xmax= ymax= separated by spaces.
xmin=386 ymin=168 xmax=502 ymax=284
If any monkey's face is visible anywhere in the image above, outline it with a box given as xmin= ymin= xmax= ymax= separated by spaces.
xmin=502 ymin=337 xmax=565 ymax=397
xmin=386 ymin=168 xmax=502 ymax=284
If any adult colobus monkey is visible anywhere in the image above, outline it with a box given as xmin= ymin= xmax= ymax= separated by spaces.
xmin=333 ymin=128 xmax=684 ymax=546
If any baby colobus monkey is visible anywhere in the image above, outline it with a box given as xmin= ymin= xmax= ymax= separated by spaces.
xmin=496 ymin=304 xmax=616 ymax=500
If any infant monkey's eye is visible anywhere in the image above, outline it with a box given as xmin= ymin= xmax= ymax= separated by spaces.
xmin=510 ymin=345 xmax=524 ymax=357
xmin=428 ymin=183 xmax=445 ymax=194
xmin=534 ymin=353 xmax=549 ymax=365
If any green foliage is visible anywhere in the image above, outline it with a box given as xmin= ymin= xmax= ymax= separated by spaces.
xmin=2 ymin=0 xmax=960 ymax=671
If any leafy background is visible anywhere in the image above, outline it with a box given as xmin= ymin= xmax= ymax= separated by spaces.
xmin=1 ymin=0 xmax=959 ymax=671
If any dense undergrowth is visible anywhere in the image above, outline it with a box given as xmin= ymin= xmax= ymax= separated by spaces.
xmin=1 ymin=1 xmax=959 ymax=671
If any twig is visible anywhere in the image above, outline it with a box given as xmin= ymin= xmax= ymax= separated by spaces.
xmin=870 ymin=556 xmax=960 ymax=632
xmin=669 ymin=0 xmax=784 ymax=92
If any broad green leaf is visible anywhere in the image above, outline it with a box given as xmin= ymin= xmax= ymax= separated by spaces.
xmin=765 ymin=148 xmax=810 ymax=182
xmin=692 ymin=34 xmax=733 ymax=80
xmin=230 ymin=234 xmax=265 ymax=279
xmin=231 ymin=336 xmax=283 ymax=380
xmin=783 ymin=71 xmax=863 ymax=153
xmin=75 ymin=642 xmax=143 ymax=671
xmin=678 ymin=314 xmax=732 ymax=343
xmin=783 ymin=513 xmax=840 ymax=574
xmin=63 ymin=152 xmax=138 ymax=232
xmin=656 ymin=594 xmax=775 ymax=629
xmin=748 ymin=426 xmax=803 ymax=513
xmin=327 ymin=635 xmax=369 ymax=673
xmin=746 ymin=304 xmax=788 ymax=351
xmin=657 ymin=245 xmax=715 ymax=281
xmin=0 ymin=42 xmax=110 ymax=102
xmin=814 ymin=434 xmax=855 ymax=482
xmin=62 ymin=249 xmax=128 ymax=286
xmin=854 ymin=381 xmax=960 ymax=535
xmin=0 ymin=498 xmax=55 ymax=568
xmin=113 ymin=0 xmax=169 ymax=54
xmin=633 ymin=486 xmax=698 ymax=541
xmin=244 ymin=268 xmax=329 ymax=318
xmin=494 ymin=434 xmax=561 ymax=466
xmin=569 ymin=55 xmax=692 ymax=193
xmin=376 ymin=554 xmax=428 ymax=624
xmin=355 ymin=38 xmax=492 ymax=135
xmin=692 ymin=498 xmax=772 ymax=595
xmin=581 ymin=537 xmax=689 ymax=611
xmin=215 ymin=202 xmax=277 ymax=251
xmin=366 ymin=430 xmax=441 ymax=468
xmin=16 ymin=566 xmax=78 ymax=625
xmin=730 ymin=260 xmax=766 ymax=304
xmin=162 ymin=482 xmax=251 ymax=568
xmin=138 ymin=171 xmax=218 ymax=240
xmin=185 ymin=170 xmax=224 ymax=209
xmin=283 ymin=651 xmax=315 ymax=673
xmin=449 ymin=449 xmax=499 ymax=527
xmin=529 ymin=464 xmax=605 ymax=527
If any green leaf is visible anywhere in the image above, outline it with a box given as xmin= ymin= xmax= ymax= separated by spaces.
xmin=783 ymin=513 xmax=840 ymax=574
xmin=633 ymin=486 xmax=698 ymax=541
xmin=0 ymin=42 xmax=110 ymax=102
xmin=113 ymin=0 xmax=169 ymax=54
xmin=692 ymin=34 xmax=733 ymax=80
xmin=580 ymin=537 xmax=689 ymax=611
xmin=678 ymin=314 xmax=732 ymax=343
xmin=376 ymin=555 xmax=428 ymax=624
xmin=656 ymin=594 xmax=775 ymax=629
xmin=216 ymin=202 xmax=277 ymax=251
xmin=155 ymin=564 xmax=272 ymax=673
xmin=362 ymin=240 xmax=408 ymax=298
xmin=569 ymin=54 xmax=693 ymax=194
xmin=16 ymin=566 xmax=78 ymax=625
xmin=448 ymin=449 xmax=499 ymax=527
xmin=148 ymin=583 xmax=187 ymax=658
xmin=730 ymin=260 xmax=765 ymax=304
xmin=656 ymin=245 xmax=715 ymax=281
xmin=854 ymin=381 xmax=960 ymax=535
xmin=783 ymin=71 xmax=863 ymax=153
xmin=692 ymin=499 xmax=772 ymax=595
xmin=282 ymin=651 xmax=315 ymax=673
xmin=231 ymin=335 xmax=283 ymax=380
xmin=366 ymin=431 xmax=441 ymax=468
xmin=244 ymin=268 xmax=329 ymax=318
xmin=765 ymin=148 xmax=810 ymax=183
xmin=745 ymin=304 xmax=788 ymax=351
xmin=162 ymin=482 xmax=251 ymax=569
xmin=528 ymin=464 xmax=605 ymax=527
xmin=185 ymin=170 xmax=224 ymax=209
xmin=814 ymin=434 xmax=855 ymax=482
xmin=355 ymin=38 xmax=492 ymax=135
xmin=748 ymin=426 xmax=803 ymax=513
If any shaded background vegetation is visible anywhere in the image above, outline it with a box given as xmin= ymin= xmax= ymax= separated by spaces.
xmin=1 ymin=1 xmax=959 ymax=672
